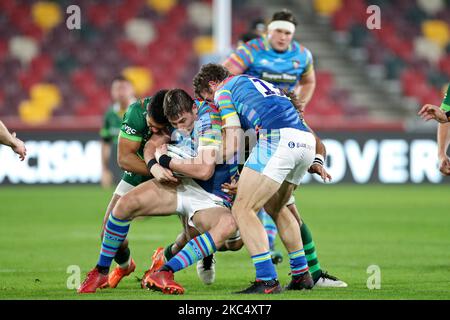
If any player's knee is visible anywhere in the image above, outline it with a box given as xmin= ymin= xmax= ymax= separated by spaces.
xmin=114 ymin=194 xmax=139 ymax=220
xmin=231 ymin=201 xmax=258 ymax=220
xmin=221 ymin=214 xmax=238 ymax=239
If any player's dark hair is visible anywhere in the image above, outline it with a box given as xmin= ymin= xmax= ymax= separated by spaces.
xmin=148 ymin=89 xmax=170 ymax=125
xmin=271 ymin=9 xmax=297 ymax=26
xmin=240 ymin=31 xmax=260 ymax=43
xmin=193 ymin=63 xmax=231 ymax=99
xmin=163 ymin=89 xmax=194 ymax=120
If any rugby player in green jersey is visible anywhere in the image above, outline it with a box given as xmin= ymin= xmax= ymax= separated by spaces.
xmin=418 ymin=84 xmax=450 ymax=176
xmin=100 ymin=76 xmax=135 ymax=188
xmin=98 ymin=90 xmax=172 ymax=288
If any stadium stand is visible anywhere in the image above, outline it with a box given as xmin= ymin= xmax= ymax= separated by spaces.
xmin=318 ymin=0 xmax=449 ymax=111
xmin=1 ymin=0 xmax=448 ymax=131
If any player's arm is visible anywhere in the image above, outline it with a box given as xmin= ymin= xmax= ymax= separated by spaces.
xmin=292 ymin=49 xmax=316 ymax=114
xmin=117 ymin=103 xmax=154 ymax=176
xmin=292 ymin=71 xmax=316 ymax=114
xmin=143 ymin=132 xmax=178 ymax=183
xmin=215 ymin=89 xmax=243 ymax=164
xmin=222 ymin=42 xmax=255 ymax=75
xmin=156 ymin=110 xmax=224 ymax=181
xmin=117 ymin=137 xmax=148 ymax=176
xmin=437 ymin=122 xmax=450 ymax=176
xmin=304 ymin=122 xmax=331 ymax=182
xmin=158 ymin=146 xmax=218 ymax=181
xmin=0 ymin=120 xmax=26 ymax=161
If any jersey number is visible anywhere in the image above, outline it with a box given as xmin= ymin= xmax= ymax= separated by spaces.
xmin=250 ymin=78 xmax=286 ymax=98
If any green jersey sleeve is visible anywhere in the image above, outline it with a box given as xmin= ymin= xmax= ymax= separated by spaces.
xmin=440 ymin=84 xmax=450 ymax=112
xmin=119 ymin=99 xmax=149 ymax=143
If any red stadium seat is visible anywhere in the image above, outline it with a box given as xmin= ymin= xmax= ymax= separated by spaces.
xmin=439 ymin=55 xmax=450 ymax=77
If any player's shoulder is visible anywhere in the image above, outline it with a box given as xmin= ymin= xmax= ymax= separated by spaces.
xmin=292 ymin=40 xmax=312 ymax=57
xmin=127 ymin=97 xmax=149 ymax=112
xmin=124 ymin=97 xmax=150 ymax=119
xmin=240 ymin=36 xmax=266 ymax=53
xmin=196 ymin=99 xmax=220 ymax=117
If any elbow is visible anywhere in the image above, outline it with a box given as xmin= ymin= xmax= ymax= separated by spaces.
xmin=197 ymin=165 xmax=215 ymax=181
xmin=117 ymin=154 xmax=129 ymax=171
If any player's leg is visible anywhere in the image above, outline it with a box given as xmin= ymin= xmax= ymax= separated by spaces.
xmin=99 ymin=180 xmax=135 ymax=288
xmin=287 ymin=195 xmax=348 ymax=287
xmin=257 ymin=208 xmax=282 ymax=264
xmin=141 ymin=217 xmax=200 ymax=287
xmin=231 ymin=167 xmax=283 ymax=294
xmin=146 ymin=206 xmax=237 ymax=294
xmin=264 ymin=182 xmax=314 ymax=290
xmin=78 ymin=180 xmax=177 ymax=293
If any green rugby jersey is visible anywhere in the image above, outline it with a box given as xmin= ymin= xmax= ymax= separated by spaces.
xmin=119 ymin=97 xmax=152 ymax=160
xmin=100 ymin=103 xmax=127 ymax=144
xmin=441 ymin=84 xmax=450 ymax=112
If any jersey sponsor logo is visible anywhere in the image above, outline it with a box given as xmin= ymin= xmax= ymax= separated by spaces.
xmin=261 ymin=72 xmax=297 ymax=83
xmin=287 ymin=141 xmax=314 ymax=150
xmin=260 ymin=58 xmax=271 ymax=66
xmin=293 ymin=60 xmax=300 ymax=69
xmin=123 ymin=124 xmax=137 ymax=135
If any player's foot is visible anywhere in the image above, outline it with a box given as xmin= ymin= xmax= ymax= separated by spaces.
xmin=140 ymin=247 xmax=166 ymax=288
xmin=285 ymin=272 xmax=314 ymax=290
xmin=77 ymin=268 xmax=108 ymax=294
xmin=235 ymin=279 xmax=282 ymax=294
xmin=196 ymin=254 xmax=215 ymax=285
xmin=145 ymin=270 xmax=185 ymax=295
xmin=107 ymin=258 xmax=136 ymax=288
xmin=314 ymin=271 xmax=348 ymax=288
xmin=270 ymin=251 xmax=283 ymax=264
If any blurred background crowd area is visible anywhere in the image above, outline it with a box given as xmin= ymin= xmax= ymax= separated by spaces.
xmin=0 ymin=0 xmax=449 ymax=131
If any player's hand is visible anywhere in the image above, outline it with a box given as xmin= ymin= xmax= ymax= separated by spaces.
xmin=438 ymin=156 xmax=450 ymax=176
xmin=155 ymin=144 xmax=168 ymax=162
xmin=150 ymin=163 xmax=179 ymax=184
xmin=10 ymin=132 xmax=27 ymax=161
xmin=418 ymin=104 xmax=448 ymax=123
xmin=221 ymin=178 xmax=238 ymax=195
xmin=308 ymin=164 xmax=332 ymax=183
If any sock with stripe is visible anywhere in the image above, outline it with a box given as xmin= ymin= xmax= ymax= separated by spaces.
xmin=289 ymin=249 xmax=309 ymax=278
xmin=257 ymin=209 xmax=277 ymax=251
xmin=252 ymin=252 xmax=278 ymax=281
xmin=300 ymin=221 xmax=322 ymax=282
xmin=97 ymin=212 xmax=131 ymax=272
xmin=163 ymin=232 xmax=217 ymax=273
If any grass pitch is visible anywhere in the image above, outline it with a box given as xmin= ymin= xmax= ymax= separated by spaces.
xmin=0 ymin=184 xmax=449 ymax=300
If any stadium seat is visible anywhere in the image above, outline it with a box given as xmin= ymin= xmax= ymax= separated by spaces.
xmin=31 ymin=1 xmax=62 ymax=32
xmin=422 ymin=20 xmax=449 ymax=48
xmin=147 ymin=0 xmax=177 ymax=15
xmin=30 ymin=83 xmax=62 ymax=111
xmin=193 ymin=36 xmax=215 ymax=56
xmin=9 ymin=36 xmax=39 ymax=65
xmin=439 ymin=55 xmax=450 ymax=77
xmin=314 ymin=0 xmax=342 ymax=17
xmin=123 ymin=66 xmax=154 ymax=97
xmin=417 ymin=0 xmax=445 ymax=15
xmin=18 ymin=99 xmax=53 ymax=124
